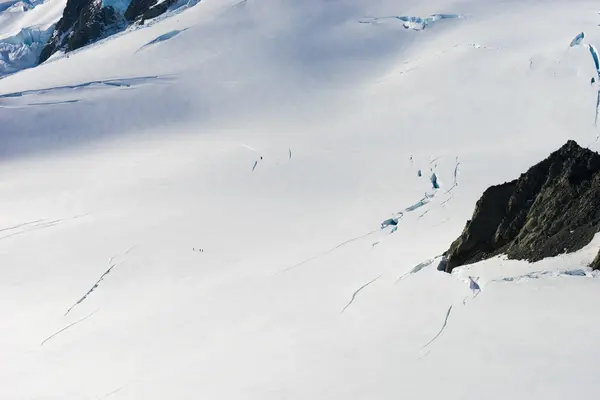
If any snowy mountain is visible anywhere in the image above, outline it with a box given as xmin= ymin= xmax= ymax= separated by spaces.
xmin=0 ymin=0 xmax=197 ymax=76
xmin=2 ymin=0 xmax=600 ymax=399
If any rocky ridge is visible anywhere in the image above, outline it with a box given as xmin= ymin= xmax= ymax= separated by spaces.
xmin=444 ymin=140 xmax=600 ymax=273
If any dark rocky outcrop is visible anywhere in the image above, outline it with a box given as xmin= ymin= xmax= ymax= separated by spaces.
xmin=590 ymin=251 xmax=600 ymax=270
xmin=124 ymin=0 xmax=156 ymax=20
xmin=141 ymin=0 xmax=179 ymax=21
xmin=124 ymin=0 xmax=179 ymax=22
xmin=39 ymin=0 xmax=187 ymax=63
xmin=443 ymin=140 xmax=600 ymax=273
xmin=66 ymin=3 xmax=122 ymax=51
xmin=39 ymin=0 xmax=124 ymax=63
xmin=39 ymin=0 xmax=90 ymax=62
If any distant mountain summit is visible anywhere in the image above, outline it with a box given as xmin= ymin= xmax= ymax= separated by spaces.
xmin=444 ymin=140 xmax=600 ymax=272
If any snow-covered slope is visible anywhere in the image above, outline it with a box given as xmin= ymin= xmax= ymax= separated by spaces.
xmin=0 ymin=0 xmax=65 ymax=37
xmin=2 ymin=0 xmax=600 ymax=398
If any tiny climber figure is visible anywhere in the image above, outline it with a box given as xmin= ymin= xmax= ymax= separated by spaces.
xmin=252 ymin=157 xmax=263 ymax=172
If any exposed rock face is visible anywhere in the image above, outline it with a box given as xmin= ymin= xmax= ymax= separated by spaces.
xmin=140 ymin=0 xmax=179 ymax=21
xmin=39 ymin=0 xmax=124 ymax=63
xmin=67 ymin=3 xmax=121 ymax=51
xmin=590 ymin=252 xmax=600 ymax=270
xmin=444 ymin=140 xmax=600 ymax=273
xmin=124 ymin=0 xmax=179 ymax=22
xmin=39 ymin=0 xmax=186 ymax=63
xmin=39 ymin=0 xmax=90 ymax=62
xmin=124 ymin=0 xmax=156 ymax=20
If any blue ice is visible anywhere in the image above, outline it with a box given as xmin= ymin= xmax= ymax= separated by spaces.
xmin=589 ymin=44 xmax=600 ymax=78
xmin=101 ymin=0 xmax=132 ymax=13
xmin=569 ymin=32 xmax=585 ymax=47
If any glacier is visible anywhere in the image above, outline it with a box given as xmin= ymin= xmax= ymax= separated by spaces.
xmin=569 ymin=31 xmax=585 ymax=47
xmin=1 ymin=1 xmax=600 ymax=399
xmin=0 ymin=26 xmax=53 ymax=77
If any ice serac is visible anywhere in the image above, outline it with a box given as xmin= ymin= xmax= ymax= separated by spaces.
xmin=444 ymin=140 xmax=600 ymax=272
xmin=589 ymin=44 xmax=600 ymax=79
xmin=569 ymin=31 xmax=585 ymax=47
xmin=0 ymin=26 xmax=54 ymax=77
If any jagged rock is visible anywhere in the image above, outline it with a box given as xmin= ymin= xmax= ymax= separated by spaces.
xmin=67 ymin=3 xmax=121 ymax=51
xmin=39 ymin=0 xmax=125 ymax=63
xmin=124 ymin=0 xmax=178 ymax=22
xmin=124 ymin=0 xmax=156 ymax=20
xmin=39 ymin=0 xmax=183 ymax=63
xmin=39 ymin=0 xmax=92 ymax=62
xmin=141 ymin=0 xmax=179 ymax=20
xmin=444 ymin=140 xmax=600 ymax=273
xmin=590 ymin=251 xmax=600 ymax=270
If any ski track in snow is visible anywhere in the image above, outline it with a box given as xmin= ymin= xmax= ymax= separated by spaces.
xmin=281 ymin=229 xmax=379 ymax=273
xmin=64 ymin=246 xmax=136 ymax=316
xmin=422 ymin=304 xmax=453 ymax=348
xmin=97 ymin=384 xmax=129 ymax=399
xmin=0 ymin=214 xmax=89 ymax=241
xmin=240 ymin=143 xmax=259 ymax=152
xmin=340 ymin=274 xmax=383 ymax=314
xmin=395 ymin=257 xmax=440 ymax=283
xmin=429 ymin=156 xmax=442 ymax=165
xmin=444 ymin=183 xmax=458 ymax=194
xmin=462 ymin=291 xmax=481 ymax=306
xmin=40 ymin=309 xmax=99 ymax=346
xmin=0 ymin=100 xmax=81 ymax=109
xmin=440 ymin=193 xmax=455 ymax=207
xmin=418 ymin=349 xmax=432 ymax=360
xmin=431 ymin=218 xmax=450 ymax=227
xmin=0 ymin=218 xmax=46 ymax=234
xmin=138 ymin=30 xmax=187 ymax=52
